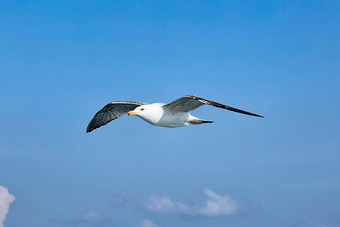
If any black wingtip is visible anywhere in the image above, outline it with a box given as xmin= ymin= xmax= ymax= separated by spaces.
xmin=226 ymin=106 xmax=264 ymax=118
xmin=86 ymin=126 xmax=93 ymax=133
xmin=247 ymin=113 xmax=264 ymax=118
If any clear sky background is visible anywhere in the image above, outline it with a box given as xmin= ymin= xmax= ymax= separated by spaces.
xmin=1 ymin=1 xmax=339 ymax=227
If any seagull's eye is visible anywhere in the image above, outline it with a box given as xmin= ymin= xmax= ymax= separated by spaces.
xmin=141 ymin=108 xmax=144 ymax=111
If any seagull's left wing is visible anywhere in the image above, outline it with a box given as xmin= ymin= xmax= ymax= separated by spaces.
xmin=164 ymin=95 xmax=263 ymax=117
xmin=87 ymin=101 xmax=147 ymax=133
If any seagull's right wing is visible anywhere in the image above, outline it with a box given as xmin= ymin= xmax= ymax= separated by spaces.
xmin=86 ymin=101 xmax=147 ymax=132
xmin=164 ymin=95 xmax=263 ymax=117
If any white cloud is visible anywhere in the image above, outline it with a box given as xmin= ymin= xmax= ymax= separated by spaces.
xmin=144 ymin=195 xmax=192 ymax=214
xmin=0 ymin=186 xmax=15 ymax=227
xmin=141 ymin=219 xmax=160 ymax=227
xmin=143 ymin=189 xmax=242 ymax=217
xmin=199 ymin=188 xmax=238 ymax=216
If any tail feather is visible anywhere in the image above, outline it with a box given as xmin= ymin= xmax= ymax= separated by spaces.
xmin=189 ymin=119 xmax=214 ymax=125
xmin=202 ymin=120 xmax=214 ymax=124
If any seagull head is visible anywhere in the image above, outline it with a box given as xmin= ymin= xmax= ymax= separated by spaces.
xmin=127 ymin=103 xmax=164 ymax=125
xmin=127 ymin=105 xmax=148 ymax=116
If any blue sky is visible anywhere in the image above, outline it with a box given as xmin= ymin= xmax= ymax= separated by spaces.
xmin=0 ymin=0 xmax=339 ymax=226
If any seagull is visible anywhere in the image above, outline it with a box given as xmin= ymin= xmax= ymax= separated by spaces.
xmin=86 ymin=95 xmax=263 ymax=132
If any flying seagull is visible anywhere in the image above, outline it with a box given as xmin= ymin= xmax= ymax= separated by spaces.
xmin=86 ymin=95 xmax=263 ymax=132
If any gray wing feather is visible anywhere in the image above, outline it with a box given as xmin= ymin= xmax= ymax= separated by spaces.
xmin=163 ymin=96 xmax=205 ymax=112
xmin=164 ymin=95 xmax=263 ymax=117
xmin=87 ymin=101 xmax=147 ymax=132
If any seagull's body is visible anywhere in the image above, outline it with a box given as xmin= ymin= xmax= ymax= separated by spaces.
xmin=86 ymin=95 xmax=263 ymax=132
xmin=132 ymin=103 xmax=201 ymax=128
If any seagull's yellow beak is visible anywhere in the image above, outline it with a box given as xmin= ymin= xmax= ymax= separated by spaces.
xmin=128 ymin=111 xmax=137 ymax=116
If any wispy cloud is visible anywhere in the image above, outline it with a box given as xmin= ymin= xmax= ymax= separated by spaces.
xmin=48 ymin=210 xmax=103 ymax=226
xmin=141 ymin=219 xmax=160 ymax=227
xmin=0 ymin=186 xmax=15 ymax=227
xmin=199 ymin=188 xmax=237 ymax=216
xmin=81 ymin=211 xmax=101 ymax=222
xmin=144 ymin=195 xmax=193 ymax=215
xmin=142 ymin=188 xmax=254 ymax=217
